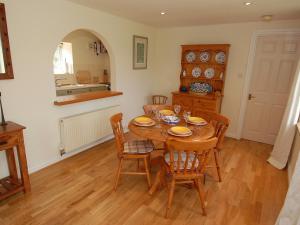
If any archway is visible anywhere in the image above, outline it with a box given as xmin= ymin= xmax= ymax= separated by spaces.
xmin=53 ymin=29 xmax=113 ymax=96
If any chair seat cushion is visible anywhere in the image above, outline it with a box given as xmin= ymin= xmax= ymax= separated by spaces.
xmin=124 ymin=140 xmax=154 ymax=154
xmin=164 ymin=152 xmax=199 ymax=170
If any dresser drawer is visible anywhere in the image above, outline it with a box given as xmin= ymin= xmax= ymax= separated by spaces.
xmin=172 ymin=95 xmax=192 ymax=108
xmin=193 ymin=98 xmax=216 ymax=111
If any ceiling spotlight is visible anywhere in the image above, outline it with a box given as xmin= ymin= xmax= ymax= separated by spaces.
xmin=262 ymin=15 xmax=273 ymax=21
xmin=160 ymin=11 xmax=166 ymax=15
xmin=244 ymin=2 xmax=252 ymax=6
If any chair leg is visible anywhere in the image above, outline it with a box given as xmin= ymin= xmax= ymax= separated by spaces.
xmin=114 ymin=158 xmax=123 ymax=191
xmin=160 ymin=166 xmax=167 ymax=188
xmin=148 ymin=155 xmax=152 ymax=172
xmin=165 ymin=179 xmax=176 ymax=218
xmin=203 ymin=173 xmax=206 ymax=184
xmin=144 ymin=156 xmax=151 ymax=188
xmin=196 ymin=178 xmax=207 ymax=216
xmin=137 ymin=159 xmax=140 ymax=171
xmin=213 ymin=150 xmax=222 ymax=182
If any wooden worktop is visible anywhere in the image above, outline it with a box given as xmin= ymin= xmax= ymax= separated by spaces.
xmin=54 ymin=91 xmax=123 ymax=106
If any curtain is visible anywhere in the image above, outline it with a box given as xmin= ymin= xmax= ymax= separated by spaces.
xmin=53 ymin=42 xmax=74 ymax=74
xmin=268 ymin=59 xmax=300 ymax=169
xmin=275 ymin=152 xmax=300 ymax=225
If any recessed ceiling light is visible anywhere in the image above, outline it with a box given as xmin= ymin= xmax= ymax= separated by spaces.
xmin=244 ymin=2 xmax=252 ymax=6
xmin=261 ymin=15 xmax=273 ymax=21
xmin=160 ymin=11 xmax=166 ymax=15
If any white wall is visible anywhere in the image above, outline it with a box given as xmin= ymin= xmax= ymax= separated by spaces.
xmin=1 ymin=0 xmax=300 ymax=179
xmin=0 ymin=0 xmax=156 ymax=177
xmin=153 ymin=20 xmax=300 ymax=138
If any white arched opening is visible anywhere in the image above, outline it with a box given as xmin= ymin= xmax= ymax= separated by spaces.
xmin=52 ymin=29 xmax=115 ymax=96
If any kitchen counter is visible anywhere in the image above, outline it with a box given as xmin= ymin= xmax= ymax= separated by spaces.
xmin=54 ymin=91 xmax=123 ymax=106
xmin=56 ymin=83 xmax=110 ymax=96
xmin=56 ymin=83 xmax=109 ymax=91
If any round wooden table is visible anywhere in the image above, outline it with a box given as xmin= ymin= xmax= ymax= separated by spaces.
xmin=129 ymin=116 xmax=215 ymax=195
xmin=128 ymin=116 xmax=215 ymax=142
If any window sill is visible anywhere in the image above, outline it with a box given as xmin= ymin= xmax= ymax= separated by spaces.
xmin=54 ymin=91 xmax=123 ymax=106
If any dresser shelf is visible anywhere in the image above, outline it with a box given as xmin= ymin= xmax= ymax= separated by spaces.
xmin=181 ymin=76 xmax=224 ymax=81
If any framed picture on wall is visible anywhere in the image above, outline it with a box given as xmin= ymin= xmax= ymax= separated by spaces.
xmin=133 ymin=35 xmax=148 ymax=69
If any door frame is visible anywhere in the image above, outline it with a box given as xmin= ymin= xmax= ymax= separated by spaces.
xmin=237 ymin=29 xmax=300 ymax=139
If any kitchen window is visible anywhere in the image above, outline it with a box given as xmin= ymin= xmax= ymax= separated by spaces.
xmin=53 ymin=42 xmax=74 ymax=74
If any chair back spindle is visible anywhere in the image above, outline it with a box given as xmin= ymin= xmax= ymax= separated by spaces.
xmin=152 ymin=95 xmax=168 ymax=105
xmin=166 ymin=138 xmax=218 ymax=176
xmin=193 ymin=110 xmax=229 ymax=150
xmin=143 ymin=104 xmax=172 ymax=116
xmin=110 ymin=113 xmax=125 ymax=156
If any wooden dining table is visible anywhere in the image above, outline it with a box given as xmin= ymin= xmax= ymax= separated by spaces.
xmin=128 ymin=116 xmax=215 ymax=143
xmin=128 ymin=115 xmax=215 ymax=194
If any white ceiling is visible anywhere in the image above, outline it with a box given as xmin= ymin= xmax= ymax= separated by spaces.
xmin=68 ymin=0 xmax=300 ymax=27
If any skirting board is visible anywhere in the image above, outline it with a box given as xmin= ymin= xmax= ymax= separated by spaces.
xmin=225 ymin=131 xmax=239 ymax=139
xmin=28 ymin=132 xmax=117 ymax=174
xmin=28 ymin=127 xmax=236 ymax=174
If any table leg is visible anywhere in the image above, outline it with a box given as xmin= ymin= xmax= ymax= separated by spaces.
xmin=5 ymin=148 xmax=18 ymax=184
xmin=149 ymin=170 xmax=161 ymax=195
xmin=149 ymin=156 xmax=167 ymax=195
xmin=16 ymin=133 xmax=31 ymax=193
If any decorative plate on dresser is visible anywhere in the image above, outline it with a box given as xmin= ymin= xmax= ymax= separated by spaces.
xmin=185 ymin=51 xmax=196 ymax=63
xmin=173 ymin=44 xmax=230 ymax=113
xmin=192 ymin=67 xmax=201 ymax=78
xmin=204 ymin=68 xmax=215 ymax=79
xmin=215 ymin=51 xmax=226 ymax=64
xmin=190 ymin=82 xmax=213 ymax=94
xmin=199 ymin=51 xmax=210 ymax=62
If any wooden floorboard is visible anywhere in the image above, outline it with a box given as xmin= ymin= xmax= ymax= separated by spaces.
xmin=0 ymin=136 xmax=288 ymax=225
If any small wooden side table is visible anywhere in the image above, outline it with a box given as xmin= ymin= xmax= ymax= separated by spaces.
xmin=0 ymin=121 xmax=30 ymax=200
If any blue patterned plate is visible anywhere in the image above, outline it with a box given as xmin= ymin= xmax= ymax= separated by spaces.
xmin=204 ymin=68 xmax=215 ymax=79
xmin=215 ymin=52 xmax=226 ymax=64
xmin=162 ymin=115 xmax=180 ymax=125
xmin=185 ymin=51 xmax=196 ymax=63
xmin=200 ymin=51 xmax=210 ymax=62
xmin=190 ymin=82 xmax=213 ymax=94
xmin=192 ymin=67 xmax=201 ymax=78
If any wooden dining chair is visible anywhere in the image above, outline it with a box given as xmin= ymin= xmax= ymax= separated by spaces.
xmin=163 ymin=137 xmax=218 ymax=218
xmin=143 ymin=104 xmax=172 ymax=116
xmin=152 ymin=95 xmax=168 ymax=105
xmin=193 ymin=110 xmax=230 ymax=182
xmin=143 ymin=104 xmax=172 ymax=151
xmin=110 ymin=113 xmax=153 ymax=190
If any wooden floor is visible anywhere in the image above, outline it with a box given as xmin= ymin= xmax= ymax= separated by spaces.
xmin=0 ymin=136 xmax=288 ymax=225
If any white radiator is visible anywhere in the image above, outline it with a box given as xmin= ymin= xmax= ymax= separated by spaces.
xmin=59 ymin=105 xmax=120 ymax=154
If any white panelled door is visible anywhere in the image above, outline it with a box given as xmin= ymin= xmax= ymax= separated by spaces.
xmin=243 ymin=34 xmax=300 ymax=144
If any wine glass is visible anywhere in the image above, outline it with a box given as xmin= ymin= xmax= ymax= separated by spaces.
xmin=150 ymin=109 xmax=156 ymax=119
xmin=155 ymin=110 xmax=162 ymax=128
xmin=174 ymin=104 xmax=181 ymax=116
xmin=183 ymin=111 xmax=191 ymax=127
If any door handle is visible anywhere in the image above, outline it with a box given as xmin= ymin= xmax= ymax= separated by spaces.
xmin=248 ymin=93 xmax=256 ymax=100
